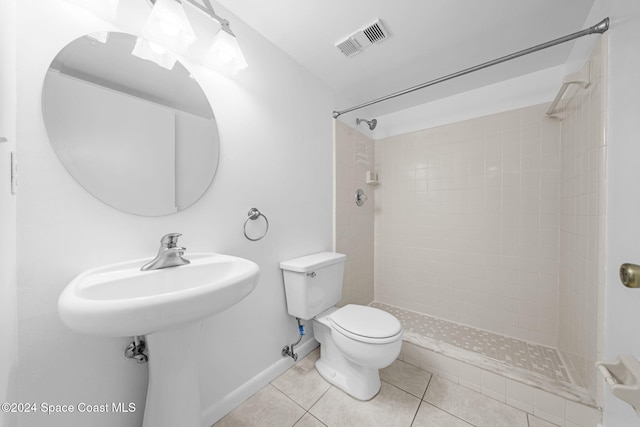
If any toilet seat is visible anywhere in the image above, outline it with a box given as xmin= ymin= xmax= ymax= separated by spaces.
xmin=329 ymin=305 xmax=403 ymax=344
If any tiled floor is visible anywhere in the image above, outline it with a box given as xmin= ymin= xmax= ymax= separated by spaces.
xmin=213 ymin=348 xmax=558 ymax=427
xmin=372 ymin=302 xmax=572 ymax=384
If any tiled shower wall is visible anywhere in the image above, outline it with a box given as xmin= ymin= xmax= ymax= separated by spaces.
xmin=335 ymin=120 xmax=375 ymax=306
xmin=374 ymin=104 xmax=562 ymax=347
xmin=558 ymin=38 xmax=607 ymax=404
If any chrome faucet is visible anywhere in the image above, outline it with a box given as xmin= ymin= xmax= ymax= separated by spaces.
xmin=141 ymin=233 xmax=191 ymax=271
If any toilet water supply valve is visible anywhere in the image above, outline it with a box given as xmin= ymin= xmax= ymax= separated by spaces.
xmin=282 ymin=318 xmax=305 ymax=361
xmin=124 ymin=336 xmax=148 ymax=363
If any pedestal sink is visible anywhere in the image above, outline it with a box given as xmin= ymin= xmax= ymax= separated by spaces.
xmin=58 ymin=253 xmax=260 ymax=427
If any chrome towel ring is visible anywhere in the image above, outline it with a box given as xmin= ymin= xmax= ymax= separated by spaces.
xmin=243 ymin=208 xmax=269 ymax=241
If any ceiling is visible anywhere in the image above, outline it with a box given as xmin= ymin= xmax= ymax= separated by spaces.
xmin=216 ymin=0 xmax=597 ymax=117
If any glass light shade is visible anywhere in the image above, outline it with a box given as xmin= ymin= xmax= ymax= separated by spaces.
xmin=142 ymin=0 xmax=197 ymax=55
xmin=205 ymin=28 xmax=248 ymax=75
xmin=131 ymin=37 xmax=178 ymax=70
xmin=65 ymin=0 xmax=120 ymax=21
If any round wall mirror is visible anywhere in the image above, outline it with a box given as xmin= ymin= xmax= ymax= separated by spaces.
xmin=41 ymin=32 xmax=219 ymax=216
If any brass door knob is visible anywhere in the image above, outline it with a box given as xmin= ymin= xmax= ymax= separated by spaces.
xmin=620 ymin=263 xmax=640 ymax=288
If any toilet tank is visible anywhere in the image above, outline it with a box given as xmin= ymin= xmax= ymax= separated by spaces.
xmin=280 ymin=252 xmax=346 ymax=320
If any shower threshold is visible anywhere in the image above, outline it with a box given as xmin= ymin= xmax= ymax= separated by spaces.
xmin=371 ymin=302 xmax=596 ymax=409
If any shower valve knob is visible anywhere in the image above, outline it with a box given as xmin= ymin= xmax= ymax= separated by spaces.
xmin=620 ymin=263 xmax=640 ymax=288
xmin=355 ymin=189 xmax=368 ymax=207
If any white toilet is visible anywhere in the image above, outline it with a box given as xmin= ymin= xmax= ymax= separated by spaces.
xmin=280 ymin=252 xmax=403 ymax=400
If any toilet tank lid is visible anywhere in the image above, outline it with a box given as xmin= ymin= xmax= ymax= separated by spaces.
xmin=280 ymin=252 xmax=346 ymax=273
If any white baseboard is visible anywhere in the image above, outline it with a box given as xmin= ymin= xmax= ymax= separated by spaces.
xmin=201 ymin=338 xmax=319 ymax=426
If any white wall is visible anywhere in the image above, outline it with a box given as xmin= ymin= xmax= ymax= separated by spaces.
xmin=334 ymin=120 xmax=375 ymax=306
xmin=557 ymin=37 xmax=607 ymax=405
xmin=16 ymin=1 xmax=341 ymax=426
xmin=0 ymin=0 xmax=18 ymax=425
xmin=567 ymin=0 xmax=640 ymax=425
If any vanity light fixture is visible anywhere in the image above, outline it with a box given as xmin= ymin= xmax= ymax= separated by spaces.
xmin=205 ymin=23 xmax=248 ymax=75
xmin=131 ymin=37 xmax=178 ymax=70
xmin=66 ymin=0 xmax=248 ymax=75
xmin=142 ymin=0 xmax=197 ymax=55
xmin=137 ymin=0 xmax=248 ymax=74
xmin=148 ymin=0 xmax=248 ymax=74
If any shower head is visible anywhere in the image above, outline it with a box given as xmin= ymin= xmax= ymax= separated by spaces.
xmin=356 ymin=118 xmax=377 ymax=130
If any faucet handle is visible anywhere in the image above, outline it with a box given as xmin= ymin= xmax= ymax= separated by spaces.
xmin=160 ymin=233 xmax=182 ymax=248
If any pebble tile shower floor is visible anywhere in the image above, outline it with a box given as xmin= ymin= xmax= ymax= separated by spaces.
xmin=370 ymin=302 xmax=572 ymax=384
xmin=213 ymin=348 xmax=558 ymax=427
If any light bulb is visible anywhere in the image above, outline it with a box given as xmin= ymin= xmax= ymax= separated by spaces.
xmin=218 ymin=51 xmax=232 ymax=63
xmin=142 ymin=0 xmax=196 ymax=55
xmin=160 ymin=21 xmax=181 ymax=37
xmin=148 ymin=41 xmax=167 ymax=55
xmin=205 ymin=27 xmax=248 ymax=75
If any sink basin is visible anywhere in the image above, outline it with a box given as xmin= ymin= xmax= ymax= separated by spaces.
xmin=58 ymin=251 xmax=260 ymax=427
xmin=58 ymin=252 xmax=260 ymax=337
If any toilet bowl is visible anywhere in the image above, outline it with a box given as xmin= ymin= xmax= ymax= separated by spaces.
xmin=280 ymin=252 xmax=403 ymax=400
xmin=312 ymin=305 xmax=403 ymax=400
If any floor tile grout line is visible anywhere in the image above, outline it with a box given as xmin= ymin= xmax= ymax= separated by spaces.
xmin=422 ymin=372 xmax=433 ymax=400
xmin=421 ymin=401 xmax=476 ymax=427
xmin=413 ymin=372 xmax=433 ymax=426
xmin=291 ymin=409 xmax=328 ymax=427
xmin=418 ymin=374 xmax=478 ymax=427
xmin=380 ymin=378 xmax=426 ymax=400
xmin=421 ymin=378 xmax=483 ymax=427
xmin=271 ymin=380 xmax=329 ymax=427
xmin=291 ymin=411 xmax=306 ymax=427
xmin=408 ymin=365 xmax=433 ymax=427
xmin=271 ymin=347 xmax=334 ymax=420
xmin=309 ymin=385 xmax=332 ymax=409
xmin=269 ymin=382 xmax=314 ymax=416
xmin=410 ymin=401 xmax=423 ymax=426
xmin=304 ymin=385 xmax=333 ymax=424
xmin=309 ymin=412 xmax=328 ymax=427
xmin=381 ymin=360 xmax=486 ymax=426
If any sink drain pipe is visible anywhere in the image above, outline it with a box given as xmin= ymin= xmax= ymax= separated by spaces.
xmin=282 ymin=318 xmax=305 ymax=361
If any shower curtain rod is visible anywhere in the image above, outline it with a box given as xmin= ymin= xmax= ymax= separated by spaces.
xmin=332 ymin=17 xmax=609 ymax=119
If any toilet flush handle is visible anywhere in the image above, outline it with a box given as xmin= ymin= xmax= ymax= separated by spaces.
xmin=306 ymin=272 xmax=316 ymax=278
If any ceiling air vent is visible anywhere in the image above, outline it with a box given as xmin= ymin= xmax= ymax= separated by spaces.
xmin=335 ymin=19 xmax=390 ymax=58
xmin=363 ymin=21 xmax=387 ymax=44
xmin=336 ymin=38 xmax=363 ymax=58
